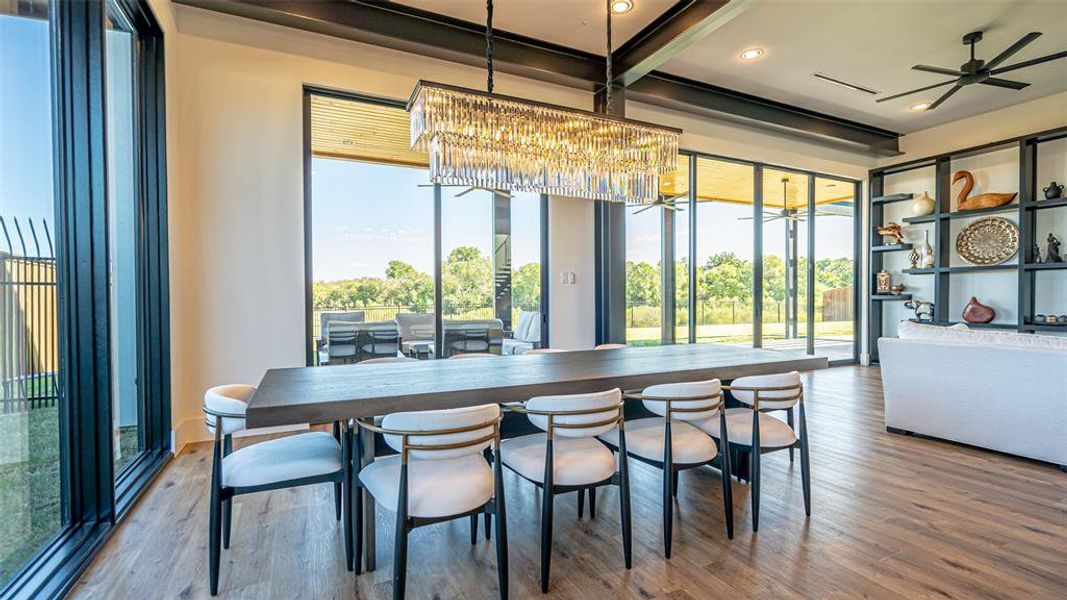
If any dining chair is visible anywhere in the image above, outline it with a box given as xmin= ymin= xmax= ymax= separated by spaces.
xmin=692 ymin=371 xmax=809 ymax=532
xmin=594 ymin=343 xmax=628 ymax=350
xmin=359 ymin=356 xmax=420 ymax=365
xmin=523 ymin=348 xmax=568 ymax=354
xmin=449 ymin=352 xmax=499 ymax=359
xmin=600 ymin=380 xmax=733 ymax=558
xmin=354 ymin=404 xmax=507 ymax=600
xmin=203 ymin=385 xmax=350 ymax=596
xmin=500 ymin=388 xmax=630 ymax=593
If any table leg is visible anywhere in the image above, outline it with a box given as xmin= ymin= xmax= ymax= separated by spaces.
xmin=362 ymin=428 xmax=376 ymax=572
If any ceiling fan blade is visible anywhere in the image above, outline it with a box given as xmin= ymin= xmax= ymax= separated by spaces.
xmin=991 ymin=49 xmax=1067 ymax=75
xmin=912 ymin=65 xmax=964 ymax=77
xmin=985 ymin=32 xmax=1042 ymax=71
xmin=454 ymin=187 xmax=476 ymax=197
xmin=633 ymin=204 xmax=654 ymax=215
xmin=980 ymin=77 xmax=1030 ymax=90
xmin=926 ymin=84 xmax=963 ymax=110
xmin=876 ymin=80 xmax=955 ymax=103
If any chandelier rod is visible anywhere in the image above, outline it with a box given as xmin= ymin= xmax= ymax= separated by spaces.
xmin=486 ymin=0 xmax=494 ymax=95
xmin=605 ymin=0 xmax=613 ymax=115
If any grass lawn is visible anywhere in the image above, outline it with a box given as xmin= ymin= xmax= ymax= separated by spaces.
xmin=0 ymin=403 xmax=139 ymax=587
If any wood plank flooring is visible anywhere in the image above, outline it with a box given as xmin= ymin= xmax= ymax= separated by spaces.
xmin=70 ymin=366 xmax=1067 ymax=599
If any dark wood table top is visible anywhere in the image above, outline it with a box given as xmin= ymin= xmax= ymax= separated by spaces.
xmin=247 ymin=344 xmax=828 ymax=428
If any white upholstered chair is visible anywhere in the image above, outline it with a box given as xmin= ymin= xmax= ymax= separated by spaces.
xmin=449 ymin=352 xmax=499 ymax=359
xmin=203 ymin=385 xmax=349 ymax=596
xmin=692 ymin=371 xmax=809 ymax=532
xmin=500 ymin=389 xmax=630 ymax=593
xmin=523 ymin=348 xmax=568 ymax=355
xmin=600 ymin=380 xmax=733 ymax=557
xmin=354 ymin=404 xmax=506 ymax=600
xmin=594 ymin=343 xmax=628 ymax=350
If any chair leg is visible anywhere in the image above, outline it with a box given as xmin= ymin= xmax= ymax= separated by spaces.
xmin=719 ymin=411 xmax=734 ymax=540
xmin=221 ymin=435 xmax=233 ymax=550
xmin=493 ymin=451 xmax=509 ymax=600
xmin=333 ymin=422 xmax=342 ymax=522
xmin=799 ymin=404 xmax=812 ymax=517
xmin=209 ymin=442 xmax=223 ymax=596
xmin=470 ymin=513 xmax=478 ymax=545
xmin=539 ymin=484 xmax=554 ymax=594
xmin=393 ymin=465 xmax=410 ymax=600
xmin=484 ymin=448 xmax=492 ymax=540
xmin=787 ymin=408 xmax=795 ymax=463
xmin=577 ymin=489 xmax=585 ymax=519
xmin=663 ymin=467 xmax=673 ymax=559
xmin=588 ymin=487 xmax=596 ymax=519
xmin=353 ymin=429 xmax=364 ymax=576
xmin=343 ymin=431 xmax=353 ymax=571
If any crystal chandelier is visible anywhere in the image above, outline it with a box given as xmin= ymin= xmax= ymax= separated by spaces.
xmin=406 ymin=1 xmax=681 ymax=204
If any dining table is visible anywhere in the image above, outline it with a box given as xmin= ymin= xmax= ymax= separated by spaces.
xmin=249 ymin=343 xmax=827 ymax=570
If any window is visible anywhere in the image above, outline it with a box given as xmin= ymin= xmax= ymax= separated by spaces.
xmin=624 ymin=202 xmax=663 ymax=346
xmin=305 ymin=90 xmax=548 ymax=362
xmin=813 ymin=177 xmax=857 ymax=360
xmin=0 ymin=1 xmax=170 ymax=596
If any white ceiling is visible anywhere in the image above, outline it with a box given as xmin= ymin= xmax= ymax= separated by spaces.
xmin=395 ymin=0 xmax=678 ymax=55
xmin=393 ymin=0 xmax=1067 ymax=134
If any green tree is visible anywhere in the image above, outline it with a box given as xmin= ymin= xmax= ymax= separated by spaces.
xmin=815 ymin=257 xmax=853 ymax=291
xmin=626 ymin=261 xmax=661 ymax=306
xmin=442 ymin=245 xmax=493 ymax=314
xmin=700 ymin=252 xmax=752 ymax=302
xmin=762 ymin=254 xmax=787 ymax=303
xmin=512 ymin=262 xmax=541 ymax=312
xmin=383 ymin=260 xmax=434 ymax=310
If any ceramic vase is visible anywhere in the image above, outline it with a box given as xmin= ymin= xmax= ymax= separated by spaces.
xmin=911 ymin=191 xmax=935 ymax=216
xmin=921 ymin=231 xmax=935 ymax=269
xmin=962 ymin=297 xmax=995 ymax=324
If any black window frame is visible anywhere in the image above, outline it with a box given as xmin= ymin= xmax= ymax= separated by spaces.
xmin=0 ymin=1 xmax=171 ymax=598
xmin=302 ymin=85 xmax=550 ymax=364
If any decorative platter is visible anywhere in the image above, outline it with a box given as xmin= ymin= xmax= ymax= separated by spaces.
xmin=955 ymin=217 xmax=1019 ymax=265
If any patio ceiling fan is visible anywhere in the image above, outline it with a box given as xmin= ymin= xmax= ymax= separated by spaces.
xmin=632 ymin=193 xmax=687 ymax=214
xmin=417 ymin=183 xmax=513 ymax=198
xmin=877 ymin=31 xmax=1067 ymax=111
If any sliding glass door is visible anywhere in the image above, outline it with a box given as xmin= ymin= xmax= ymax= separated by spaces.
xmin=625 ymin=153 xmax=859 ymax=363
xmin=304 ymin=89 xmax=548 ymax=362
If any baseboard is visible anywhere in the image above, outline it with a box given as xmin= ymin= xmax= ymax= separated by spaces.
xmin=171 ymin=417 xmax=309 ymax=454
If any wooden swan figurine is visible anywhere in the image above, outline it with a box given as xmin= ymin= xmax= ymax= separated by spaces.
xmin=953 ymin=170 xmax=1017 ymax=211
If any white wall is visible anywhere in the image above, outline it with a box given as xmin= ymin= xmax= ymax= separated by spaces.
xmin=164 ymin=5 xmax=876 ymax=449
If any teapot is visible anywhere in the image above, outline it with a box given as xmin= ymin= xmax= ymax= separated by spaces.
xmin=1044 ymin=181 xmax=1064 ymax=199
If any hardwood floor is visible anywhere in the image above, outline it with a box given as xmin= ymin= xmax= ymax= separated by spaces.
xmin=70 ymin=366 xmax=1067 ymax=599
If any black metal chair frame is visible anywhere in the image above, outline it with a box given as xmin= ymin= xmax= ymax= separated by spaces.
xmin=601 ymin=389 xmax=734 ymax=558
xmin=353 ymin=415 xmax=508 ymax=600
xmin=203 ymin=407 xmax=352 ymax=596
xmin=356 ymin=328 xmax=403 ymax=362
xmin=720 ymin=383 xmax=810 ymax=532
xmin=502 ymin=401 xmax=631 ymax=594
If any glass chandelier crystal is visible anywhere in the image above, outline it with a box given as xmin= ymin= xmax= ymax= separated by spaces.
xmin=405 ymin=1 xmax=681 ymax=205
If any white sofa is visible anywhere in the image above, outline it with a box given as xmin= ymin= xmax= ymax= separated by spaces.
xmin=879 ymin=320 xmax=1067 ymax=469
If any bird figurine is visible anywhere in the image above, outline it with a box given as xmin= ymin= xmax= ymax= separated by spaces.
xmin=877 ymin=222 xmax=904 ymax=245
xmin=953 ymin=171 xmax=1017 ymax=211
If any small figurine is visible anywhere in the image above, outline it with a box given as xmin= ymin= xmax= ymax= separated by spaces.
xmin=921 ymin=230 xmax=935 ymax=269
xmin=876 ymin=269 xmax=892 ymax=294
xmin=908 ymin=247 xmax=920 ymax=269
xmin=904 ymin=299 xmax=935 ymax=322
xmin=1046 ymin=233 xmax=1063 ymax=263
xmin=1031 ymin=243 xmax=1043 ymax=264
xmin=877 ymin=222 xmax=904 ymax=245
xmin=954 ymin=170 xmax=1017 ymax=210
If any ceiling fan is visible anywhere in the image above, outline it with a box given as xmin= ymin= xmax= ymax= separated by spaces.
xmin=877 ymin=31 xmax=1067 ymax=111
xmin=417 ymin=183 xmax=512 ymax=198
xmin=633 ymin=193 xmax=687 ymax=214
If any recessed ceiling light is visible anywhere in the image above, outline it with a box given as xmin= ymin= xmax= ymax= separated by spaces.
xmin=610 ymin=0 xmax=633 ymax=14
xmin=739 ymin=48 xmax=764 ymax=61
xmin=909 ymin=102 xmax=931 ymax=112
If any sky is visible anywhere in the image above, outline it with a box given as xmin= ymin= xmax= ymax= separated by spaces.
xmin=1 ymin=15 xmax=56 ymax=252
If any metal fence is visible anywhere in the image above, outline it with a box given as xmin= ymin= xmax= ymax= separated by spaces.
xmin=1 ymin=216 xmax=59 ymax=412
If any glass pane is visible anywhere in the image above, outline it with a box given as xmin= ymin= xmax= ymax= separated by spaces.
xmin=693 ymin=158 xmax=755 ymax=346
xmin=106 ymin=10 xmax=141 ymax=473
xmin=508 ymin=192 xmax=542 ymax=354
xmin=762 ymin=168 xmax=810 ymax=352
xmin=664 ymin=156 xmax=691 ymax=343
xmin=441 ymin=188 xmax=497 ymax=357
xmin=625 ymin=203 xmax=662 ymax=346
xmin=310 ymin=158 xmax=435 ymax=363
xmin=814 ymin=178 xmax=856 ymax=360
xmin=0 ymin=2 xmax=64 ymax=585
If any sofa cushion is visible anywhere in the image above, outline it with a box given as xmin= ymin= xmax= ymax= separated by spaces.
xmin=897 ymin=319 xmax=1067 ymax=350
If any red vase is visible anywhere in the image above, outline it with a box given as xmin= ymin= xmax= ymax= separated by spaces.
xmin=962 ymin=297 xmax=995 ymax=324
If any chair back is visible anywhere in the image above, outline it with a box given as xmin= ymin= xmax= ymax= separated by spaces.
xmin=356 ymin=321 xmax=401 ymax=361
xmin=524 ymin=348 xmax=568 ymax=355
xmin=381 ymin=404 xmax=500 ymax=460
xmin=729 ymin=371 xmax=803 ymax=410
xmin=639 ymin=380 xmax=722 ymax=422
xmin=525 ymin=388 xmax=622 ymax=438
xmin=359 ymin=356 xmax=419 ymax=365
xmin=594 ymin=343 xmax=628 ymax=350
xmin=204 ymin=384 xmax=255 ymax=435
xmin=326 ymin=321 xmax=360 ymax=363
xmin=449 ymin=352 xmax=498 ymax=359
xmin=320 ymin=311 xmax=364 ymax=342
xmin=395 ymin=312 xmax=434 ymax=341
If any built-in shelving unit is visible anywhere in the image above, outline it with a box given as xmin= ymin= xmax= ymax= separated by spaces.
xmin=872 ymin=294 xmax=912 ymax=301
xmin=868 ymin=125 xmax=1067 ymax=363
